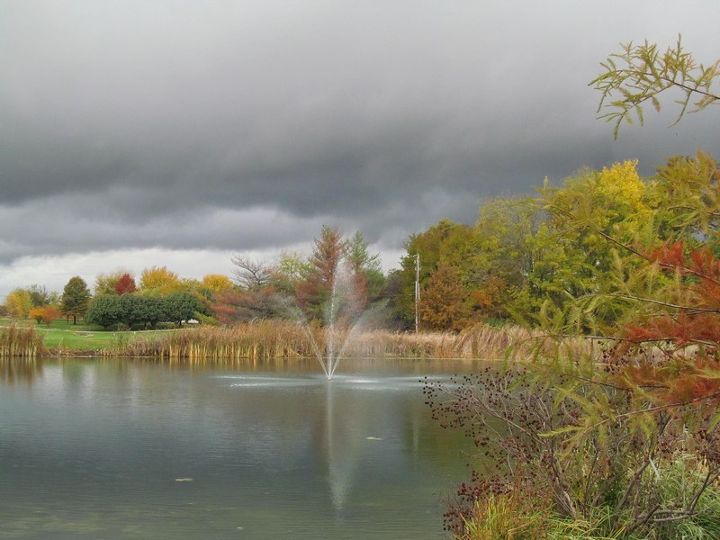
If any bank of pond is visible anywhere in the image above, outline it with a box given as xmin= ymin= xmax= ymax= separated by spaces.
xmin=0 ymin=319 xmax=592 ymax=362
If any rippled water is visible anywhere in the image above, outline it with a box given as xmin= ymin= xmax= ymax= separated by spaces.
xmin=0 ymin=358 xmax=477 ymax=539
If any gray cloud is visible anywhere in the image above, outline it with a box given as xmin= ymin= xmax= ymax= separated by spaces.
xmin=0 ymin=0 xmax=718 ymax=276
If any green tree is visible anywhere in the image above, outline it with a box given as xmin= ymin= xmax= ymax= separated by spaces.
xmin=269 ymin=252 xmax=311 ymax=296
xmin=60 ymin=276 xmax=91 ymax=324
xmin=396 ymin=219 xmax=474 ymax=327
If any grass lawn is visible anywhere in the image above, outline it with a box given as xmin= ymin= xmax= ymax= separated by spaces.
xmin=0 ymin=317 xmax=176 ymax=351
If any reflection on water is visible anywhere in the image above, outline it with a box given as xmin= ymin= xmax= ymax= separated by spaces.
xmin=0 ymin=358 xmax=43 ymax=385
xmin=0 ymin=358 xmax=477 ymax=539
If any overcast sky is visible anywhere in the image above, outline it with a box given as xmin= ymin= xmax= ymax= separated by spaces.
xmin=1 ymin=0 xmax=718 ymax=295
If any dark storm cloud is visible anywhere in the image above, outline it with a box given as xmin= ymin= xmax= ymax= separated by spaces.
xmin=0 ymin=0 xmax=718 ymax=263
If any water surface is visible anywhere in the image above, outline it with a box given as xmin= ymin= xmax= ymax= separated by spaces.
xmin=0 ymin=358 xmax=476 ymax=539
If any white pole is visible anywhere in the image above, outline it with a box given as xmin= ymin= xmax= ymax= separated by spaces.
xmin=414 ymin=253 xmax=420 ymax=334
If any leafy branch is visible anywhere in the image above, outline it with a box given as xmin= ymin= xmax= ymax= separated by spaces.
xmin=590 ymin=36 xmax=719 ymax=137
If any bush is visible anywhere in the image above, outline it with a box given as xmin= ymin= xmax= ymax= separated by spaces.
xmin=28 ymin=306 xmax=60 ymax=326
xmin=427 ymin=364 xmax=720 ymax=539
xmin=86 ymin=293 xmax=207 ymax=329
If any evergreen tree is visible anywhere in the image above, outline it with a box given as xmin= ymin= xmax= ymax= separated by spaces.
xmin=61 ymin=276 xmax=91 ymax=324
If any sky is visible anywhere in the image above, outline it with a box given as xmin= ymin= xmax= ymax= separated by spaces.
xmin=1 ymin=0 xmax=718 ymax=295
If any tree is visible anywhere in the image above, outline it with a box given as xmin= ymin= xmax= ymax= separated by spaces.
xmin=591 ymin=36 xmax=719 ymax=137
xmin=396 ymin=219 xmax=474 ymax=327
xmin=27 ymin=284 xmax=56 ymax=307
xmin=114 ymin=273 xmax=137 ymax=295
xmin=419 ymin=265 xmax=470 ymax=331
xmin=295 ymin=225 xmax=347 ymax=321
xmin=201 ymin=274 xmax=233 ymax=293
xmin=231 ymin=257 xmax=272 ymax=290
xmin=29 ymin=306 xmax=60 ymax=326
xmin=164 ymin=292 xmax=205 ymax=325
xmin=60 ymin=277 xmax=90 ymax=324
xmin=340 ymin=231 xmax=385 ymax=318
xmin=139 ymin=266 xmax=181 ymax=294
xmin=94 ymin=272 xmax=125 ymax=295
xmin=426 ymin=39 xmax=720 ymax=538
xmin=269 ymin=252 xmax=310 ymax=296
xmin=5 ymin=289 xmax=32 ymax=319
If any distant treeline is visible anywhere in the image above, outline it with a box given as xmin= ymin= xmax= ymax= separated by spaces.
xmin=3 ymin=152 xmax=718 ymax=334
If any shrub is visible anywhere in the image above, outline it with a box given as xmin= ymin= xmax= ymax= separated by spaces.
xmin=28 ymin=306 xmax=60 ymax=326
xmin=86 ymin=293 xmax=207 ymax=329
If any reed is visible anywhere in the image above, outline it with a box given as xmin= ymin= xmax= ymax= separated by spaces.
xmin=0 ymin=325 xmax=44 ymax=359
xmin=105 ymin=320 xmax=595 ymax=364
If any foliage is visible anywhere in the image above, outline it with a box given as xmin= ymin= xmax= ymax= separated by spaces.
xmin=5 ymin=289 xmax=33 ymax=319
xmin=210 ymin=288 xmax=284 ymax=324
xmin=591 ymin=36 xmax=719 ymax=137
xmin=94 ymin=271 xmax=125 ymax=295
xmin=295 ymin=225 xmax=346 ymax=320
xmin=139 ymin=266 xmax=182 ymax=294
xmin=426 ymin=363 xmax=720 ymax=538
xmin=28 ymin=306 xmax=60 ymax=326
xmin=114 ymin=273 xmax=137 ymax=295
xmin=430 ymin=38 xmax=720 ymax=540
xmin=419 ymin=265 xmax=470 ymax=331
xmin=27 ymin=284 xmax=58 ymax=307
xmin=86 ymin=292 xmax=206 ymax=329
xmin=294 ymin=226 xmax=383 ymax=323
xmin=201 ymin=274 xmax=232 ymax=293
xmin=397 ymin=219 xmax=474 ymax=328
xmin=269 ymin=252 xmax=310 ymax=296
xmin=60 ymin=276 xmax=91 ymax=324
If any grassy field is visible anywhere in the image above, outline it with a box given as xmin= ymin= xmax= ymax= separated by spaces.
xmin=0 ymin=317 xmax=177 ymax=352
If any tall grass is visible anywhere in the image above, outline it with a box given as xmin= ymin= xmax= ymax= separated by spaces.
xmin=107 ymin=320 xmax=595 ymax=363
xmin=0 ymin=325 xmax=44 ymax=359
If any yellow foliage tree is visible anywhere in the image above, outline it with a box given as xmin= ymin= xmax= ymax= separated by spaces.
xmin=201 ymin=274 xmax=233 ymax=293
xmin=5 ymin=289 xmax=32 ymax=319
xmin=139 ymin=266 xmax=181 ymax=294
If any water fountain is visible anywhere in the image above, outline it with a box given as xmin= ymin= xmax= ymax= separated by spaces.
xmin=282 ymin=257 xmax=376 ymax=380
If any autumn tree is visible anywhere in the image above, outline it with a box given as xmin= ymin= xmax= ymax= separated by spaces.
xmin=419 ymin=265 xmax=470 ymax=331
xmin=60 ymin=277 xmax=91 ymax=324
xmin=5 ymin=289 xmax=32 ymax=319
xmin=269 ymin=252 xmax=310 ymax=296
xmin=139 ymin=266 xmax=181 ymax=295
xmin=396 ymin=220 xmax=474 ymax=327
xmin=94 ymin=272 xmax=125 ymax=295
xmin=201 ymin=274 xmax=233 ymax=293
xmin=295 ymin=225 xmax=347 ymax=321
xmin=114 ymin=273 xmax=137 ymax=295
xmin=29 ymin=306 xmax=60 ymax=326
xmin=343 ymin=231 xmax=384 ymax=317
xmin=426 ymin=39 xmax=720 ymax=538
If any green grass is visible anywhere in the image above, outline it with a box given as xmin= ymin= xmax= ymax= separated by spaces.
xmin=0 ymin=317 xmax=178 ymax=352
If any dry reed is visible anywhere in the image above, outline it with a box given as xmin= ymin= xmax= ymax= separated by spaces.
xmin=0 ymin=325 xmax=44 ymax=359
xmin=107 ymin=320 xmax=595 ymax=364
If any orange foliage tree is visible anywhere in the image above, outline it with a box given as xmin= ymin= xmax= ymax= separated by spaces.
xmin=28 ymin=306 xmax=60 ymax=326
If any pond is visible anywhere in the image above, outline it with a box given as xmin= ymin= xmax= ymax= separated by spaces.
xmin=0 ymin=358 xmax=478 ymax=539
